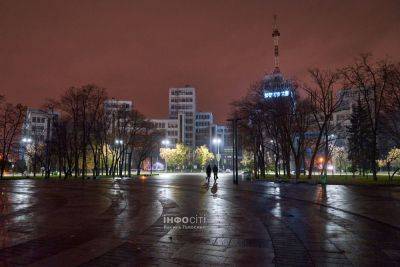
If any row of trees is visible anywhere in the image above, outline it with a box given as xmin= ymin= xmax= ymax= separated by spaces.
xmin=0 ymin=84 xmax=163 ymax=179
xmin=0 ymin=84 xmax=219 ymax=178
xmin=47 ymin=84 xmax=164 ymax=178
xmin=232 ymin=54 xmax=400 ymax=181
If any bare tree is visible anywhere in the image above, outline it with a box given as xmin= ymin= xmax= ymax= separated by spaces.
xmin=341 ymin=55 xmax=392 ymax=180
xmin=0 ymin=97 xmax=26 ymax=179
xmin=126 ymin=110 xmax=147 ymax=177
xmin=382 ymin=62 xmax=400 ymax=146
xmin=52 ymin=118 xmax=75 ymax=178
xmin=286 ymin=99 xmax=313 ymax=180
xmin=133 ymin=122 xmax=161 ymax=175
xmin=305 ymin=68 xmax=342 ymax=179
xmin=232 ymin=79 xmax=296 ymax=179
xmin=56 ymin=84 xmax=107 ymax=178
xmin=232 ymin=82 xmax=269 ymax=179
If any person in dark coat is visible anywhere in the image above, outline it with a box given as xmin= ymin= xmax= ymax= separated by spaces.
xmin=206 ymin=164 xmax=212 ymax=182
xmin=212 ymin=164 xmax=218 ymax=181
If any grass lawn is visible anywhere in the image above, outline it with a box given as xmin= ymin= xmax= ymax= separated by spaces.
xmin=258 ymin=173 xmax=400 ymax=186
xmin=0 ymin=174 xmax=156 ymax=180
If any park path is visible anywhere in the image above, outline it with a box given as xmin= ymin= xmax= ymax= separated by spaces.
xmin=0 ymin=174 xmax=400 ymax=265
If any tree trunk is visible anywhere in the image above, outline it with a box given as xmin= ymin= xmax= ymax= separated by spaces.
xmin=136 ymin=162 xmax=141 ymax=175
xmin=253 ymin=150 xmax=258 ymax=179
xmin=307 ymin=125 xmax=325 ymax=179
xmin=0 ymin=163 xmax=5 ymax=179
xmin=372 ymin=134 xmax=378 ymax=181
xmin=260 ymin=145 xmax=266 ymax=179
xmin=274 ymin=154 xmax=279 ymax=178
xmin=128 ymin=151 xmax=132 ymax=177
xmin=295 ymin=157 xmax=301 ymax=181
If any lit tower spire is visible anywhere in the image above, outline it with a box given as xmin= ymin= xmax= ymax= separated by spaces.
xmin=272 ymin=14 xmax=280 ymax=73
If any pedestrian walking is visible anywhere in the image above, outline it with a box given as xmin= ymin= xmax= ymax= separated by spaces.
xmin=213 ymin=164 xmax=218 ymax=182
xmin=206 ymin=164 xmax=212 ymax=183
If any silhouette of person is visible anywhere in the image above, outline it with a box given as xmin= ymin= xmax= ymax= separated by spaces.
xmin=212 ymin=164 xmax=218 ymax=182
xmin=206 ymin=164 xmax=212 ymax=183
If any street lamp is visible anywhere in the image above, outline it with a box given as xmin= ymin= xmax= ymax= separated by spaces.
xmin=161 ymin=139 xmax=170 ymax=172
xmin=22 ymin=137 xmax=32 ymax=177
xmin=212 ymin=137 xmax=221 ymax=170
xmin=161 ymin=139 xmax=170 ymax=147
xmin=114 ymin=139 xmax=124 ymax=177
xmin=22 ymin=137 xmax=32 ymax=143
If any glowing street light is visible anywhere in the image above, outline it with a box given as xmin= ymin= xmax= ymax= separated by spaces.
xmin=21 ymin=137 xmax=32 ymax=177
xmin=212 ymin=137 xmax=222 ymax=170
xmin=22 ymin=137 xmax=32 ymax=143
xmin=161 ymin=139 xmax=170 ymax=147
xmin=114 ymin=139 xmax=124 ymax=177
xmin=212 ymin=137 xmax=221 ymax=145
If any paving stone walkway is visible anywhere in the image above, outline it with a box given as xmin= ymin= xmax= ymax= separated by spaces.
xmin=1 ymin=174 xmax=400 ymax=266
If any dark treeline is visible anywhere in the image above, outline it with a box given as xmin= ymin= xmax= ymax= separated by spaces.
xmin=232 ymin=54 xmax=400 ymax=181
xmin=0 ymin=84 xmax=161 ymax=179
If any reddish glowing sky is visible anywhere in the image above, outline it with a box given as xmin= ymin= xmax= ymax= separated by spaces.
xmin=1 ymin=0 xmax=399 ymax=122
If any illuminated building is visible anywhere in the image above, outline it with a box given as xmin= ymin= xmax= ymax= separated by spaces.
xmin=262 ymin=15 xmax=296 ymax=108
xmin=21 ymin=108 xmax=59 ymax=144
xmin=151 ymin=86 xmax=227 ymax=154
xmin=195 ymin=112 xmax=213 ymax=147
xmin=20 ymin=108 xmax=59 ymax=165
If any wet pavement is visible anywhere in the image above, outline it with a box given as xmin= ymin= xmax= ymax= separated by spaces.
xmin=1 ymin=173 xmax=400 ymax=266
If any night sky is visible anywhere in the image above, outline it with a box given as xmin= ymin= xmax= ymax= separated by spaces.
xmin=1 ymin=0 xmax=399 ymax=122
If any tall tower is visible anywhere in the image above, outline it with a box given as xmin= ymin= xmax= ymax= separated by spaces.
xmin=272 ymin=14 xmax=280 ymax=73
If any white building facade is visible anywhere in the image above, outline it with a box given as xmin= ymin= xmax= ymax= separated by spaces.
xmin=168 ymin=86 xmax=196 ymax=147
xmin=21 ymin=108 xmax=59 ymax=144
xmin=151 ymin=86 xmax=229 ymax=167
xmin=195 ymin=112 xmax=213 ymax=147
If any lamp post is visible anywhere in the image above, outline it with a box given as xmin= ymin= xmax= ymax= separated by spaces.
xmin=115 ymin=139 xmax=123 ymax=177
xmin=161 ymin=139 xmax=170 ymax=172
xmin=212 ymin=137 xmax=221 ymax=170
xmin=22 ymin=137 xmax=32 ymax=177
xmin=227 ymin=117 xmax=242 ymax=185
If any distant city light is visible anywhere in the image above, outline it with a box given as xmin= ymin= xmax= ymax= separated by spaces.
xmin=264 ymin=90 xmax=290 ymax=99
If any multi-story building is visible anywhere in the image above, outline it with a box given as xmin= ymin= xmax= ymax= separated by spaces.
xmin=151 ymin=86 xmax=231 ymax=169
xmin=195 ymin=112 xmax=213 ymax=147
xmin=20 ymin=108 xmax=59 ymax=165
xmin=151 ymin=118 xmax=180 ymax=146
xmin=104 ymin=99 xmax=133 ymax=135
xmin=104 ymin=99 xmax=133 ymax=113
xmin=169 ymin=86 xmax=196 ymax=147
xmin=21 ymin=108 xmax=59 ymax=144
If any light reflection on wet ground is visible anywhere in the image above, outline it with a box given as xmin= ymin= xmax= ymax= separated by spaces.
xmin=1 ymin=174 xmax=400 ymax=265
